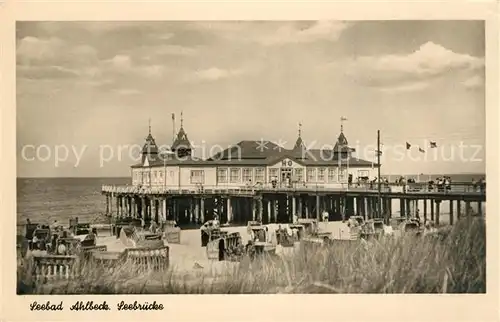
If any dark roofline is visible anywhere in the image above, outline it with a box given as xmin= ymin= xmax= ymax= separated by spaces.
xmin=130 ymin=156 xmax=380 ymax=168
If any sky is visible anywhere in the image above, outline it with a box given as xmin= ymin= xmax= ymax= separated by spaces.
xmin=16 ymin=21 xmax=486 ymax=177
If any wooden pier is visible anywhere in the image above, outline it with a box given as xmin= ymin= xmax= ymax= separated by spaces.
xmin=101 ymin=182 xmax=485 ymax=227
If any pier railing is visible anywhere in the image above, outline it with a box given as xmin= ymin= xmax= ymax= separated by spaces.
xmin=102 ymin=182 xmax=485 ymax=196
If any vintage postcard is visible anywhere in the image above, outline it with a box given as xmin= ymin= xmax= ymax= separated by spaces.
xmin=1 ymin=1 xmax=499 ymax=321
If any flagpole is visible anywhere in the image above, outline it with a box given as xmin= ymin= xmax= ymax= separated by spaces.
xmin=377 ymin=130 xmax=382 ymax=220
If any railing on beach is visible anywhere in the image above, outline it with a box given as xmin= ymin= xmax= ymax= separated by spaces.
xmin=101 ymin=182 xmax=485 ymax=195
xmin=29 ymin=244 xmax=170 ymax=282
xmin=32 ymin=255 xmax=78 ymax=281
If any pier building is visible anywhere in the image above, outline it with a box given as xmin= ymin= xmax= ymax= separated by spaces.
xmin=131 ymin=118 xmax=377 ymax=190
xmin=102 ymin=116 xmax=486 ymax=228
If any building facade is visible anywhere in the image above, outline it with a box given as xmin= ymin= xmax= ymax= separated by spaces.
xmin=130 ymin=120 xmax=379 ymax=189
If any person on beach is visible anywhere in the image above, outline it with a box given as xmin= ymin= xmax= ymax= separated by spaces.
xmin=50 ymin=220 xmax=58 ymax=231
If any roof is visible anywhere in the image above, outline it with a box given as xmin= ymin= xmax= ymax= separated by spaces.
xmin=142 ymin=133 xmax=159 ymax=155
xmin=333 ymin=132 xmax=354 ymax=153
xmin=171 ymin=127 xmax=192 ymax=150
xmin=131 ymin=131 xmax=377 ymax=168
xmin=209 ymin=140 xmax=284 ymax=160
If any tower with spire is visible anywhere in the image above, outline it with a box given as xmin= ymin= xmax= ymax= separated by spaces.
xmin=334 ymin=116 xmax=354 ymax=158
xmin=141 ymin=118 xmax=159 ymax=164
xmin=171 ymin=111 xmax=193 ymax=158
xmin=292 ymin=122 xmax=306 ymax=156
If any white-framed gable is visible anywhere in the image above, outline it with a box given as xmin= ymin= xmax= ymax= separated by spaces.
xmin=268 ymin=157 xmax=304 ymax=169
xmin=143 ymin=158 xmax=149 ymax=167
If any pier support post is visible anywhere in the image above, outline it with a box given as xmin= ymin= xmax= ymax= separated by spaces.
xmin=478 ymin=201 xmax=483 ymax=216
xmin=387 ymin=198 xmax=392 ymax=220
xmin=116 ymin=196 xmax=120 ymax=218
xmin=200 ymin=198 xmax=205 ymax=223
xmin=252 ymin=198 xmax=257 ymax=222
xmin=456 ymin=200 xmax=461 ymax=220
xmin=430 ymin=199 xmax=434 ymax=221
xmin=423 ymin=199 xmax=428 ymax=223
xmin=435 ymin=200 xmax=441 ymax=226
xmin=292 ymin=196 xmax=297 ymax=221
xmin=163 ymin=198 xmax=168 ymax=223
xmin=110 ymin=194 xmax=113 ymax=218
xmin=400 ymin=198 xmax=405 ymax=219
xmin=449 ymin=199 xmax=454 ymax=225
xmin=106 ymin=195 xmax=110 ymax=215
xmin=305 ymin=198 xmax=309 ymax=219
xmin=258 ymin=197 xmax=263 ymax=223
xmin=297 ymin=197 xmax=303 ymax=218
xmin=227 ymin=197 xmax=232 ymax=223
xmin=194 ymin=199 xmax=199 ymax=224
xmin=316 ymin=194 xmax=321 ymax=221
xmin=267 ymin=200 xmax=272 ymax=224
xmin=141 ymin=197 xmax=146 ymax=219
xmin=151 ymin=199 xmax=157 ymax=223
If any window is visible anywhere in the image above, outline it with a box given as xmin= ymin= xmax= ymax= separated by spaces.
xmin=190 ymin=170 xmax=205 ymax=184
xmin=358 ymin=170 xmax=369 ymax=178
xmin=294 ymin=168 xmax=303 ymax=182
xmin=268 ymin=168 xmax=278 ymax=182
xmin=307 ymin=168 xmax=316 ymax=182
xmin=338 ymin=168 xmax=347 ymax=181
xmin=217 ymin=168 xmax=228 ymax=184
xmin=230 ymin=168 xmax=241 ymax=183
xmin=328 ymin=168 xmax=337 ymax=182
xmin=317 ymin=167 xmax=326 ymax=182
xmin=254 ymin=168 xmax=265 ymax=183
xmin=243 ymin=168 xmax=253 ymax=183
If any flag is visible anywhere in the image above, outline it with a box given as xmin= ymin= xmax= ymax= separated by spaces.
xmin=406 ymin=142 xmax=411 ymax=150
xmin=419 ymin=147 xmax=425 ymax=153
xmin=376 ymin=149 xmax=382 ymax=156
xmin=341 ymin=116 xmax=348 ymax=121
xmin=172 ymin=113 xmax=175 ymax=121
xmin=430 ymin=141 xmax=437 ymax=148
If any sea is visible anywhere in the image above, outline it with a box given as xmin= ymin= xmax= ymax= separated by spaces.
xmin=17 ymin=173 xmax=485 ymax=231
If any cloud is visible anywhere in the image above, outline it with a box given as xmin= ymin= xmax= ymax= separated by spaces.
xmin=187 ymin=21 xmax=350 ymax=47
xmin=378 ymin=81 xmax=430 ymax=93
xmin=17 ymin=36 xmax=64 ymax=64
xmin=462 ymin=75 xmax=484 ymax=89
xmin=17 ymin=65 xmax=81 ymax=80
xmin=103 ymin=55 xmax=167 ymax=79
xmin=334 ymin=42 xmax=484 ymax=92
xmin=258 ymin=21 xmax=350 ymax=46
xmin=131 ymin=44 xmax=199 ymax=61
xmin=183 ymin=66 xmax=256 ymax=83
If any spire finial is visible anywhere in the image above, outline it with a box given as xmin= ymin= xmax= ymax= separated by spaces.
xmin=180 ymin=111 xmax=184 ymax=128
xmin=298 ymin=122 xmax=302 ymax=138
xmin=340 ymin=116 xmax=347 ymax=134
xmin=148 ymin=118 xmax=151 ymax=135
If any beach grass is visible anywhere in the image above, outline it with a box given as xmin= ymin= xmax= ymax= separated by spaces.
xmin=17 ymin=217 xmax=485 ymax=294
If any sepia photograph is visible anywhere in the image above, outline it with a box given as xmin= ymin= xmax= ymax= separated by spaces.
xmin=15 ymin=20 xmax=487 ymax=295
